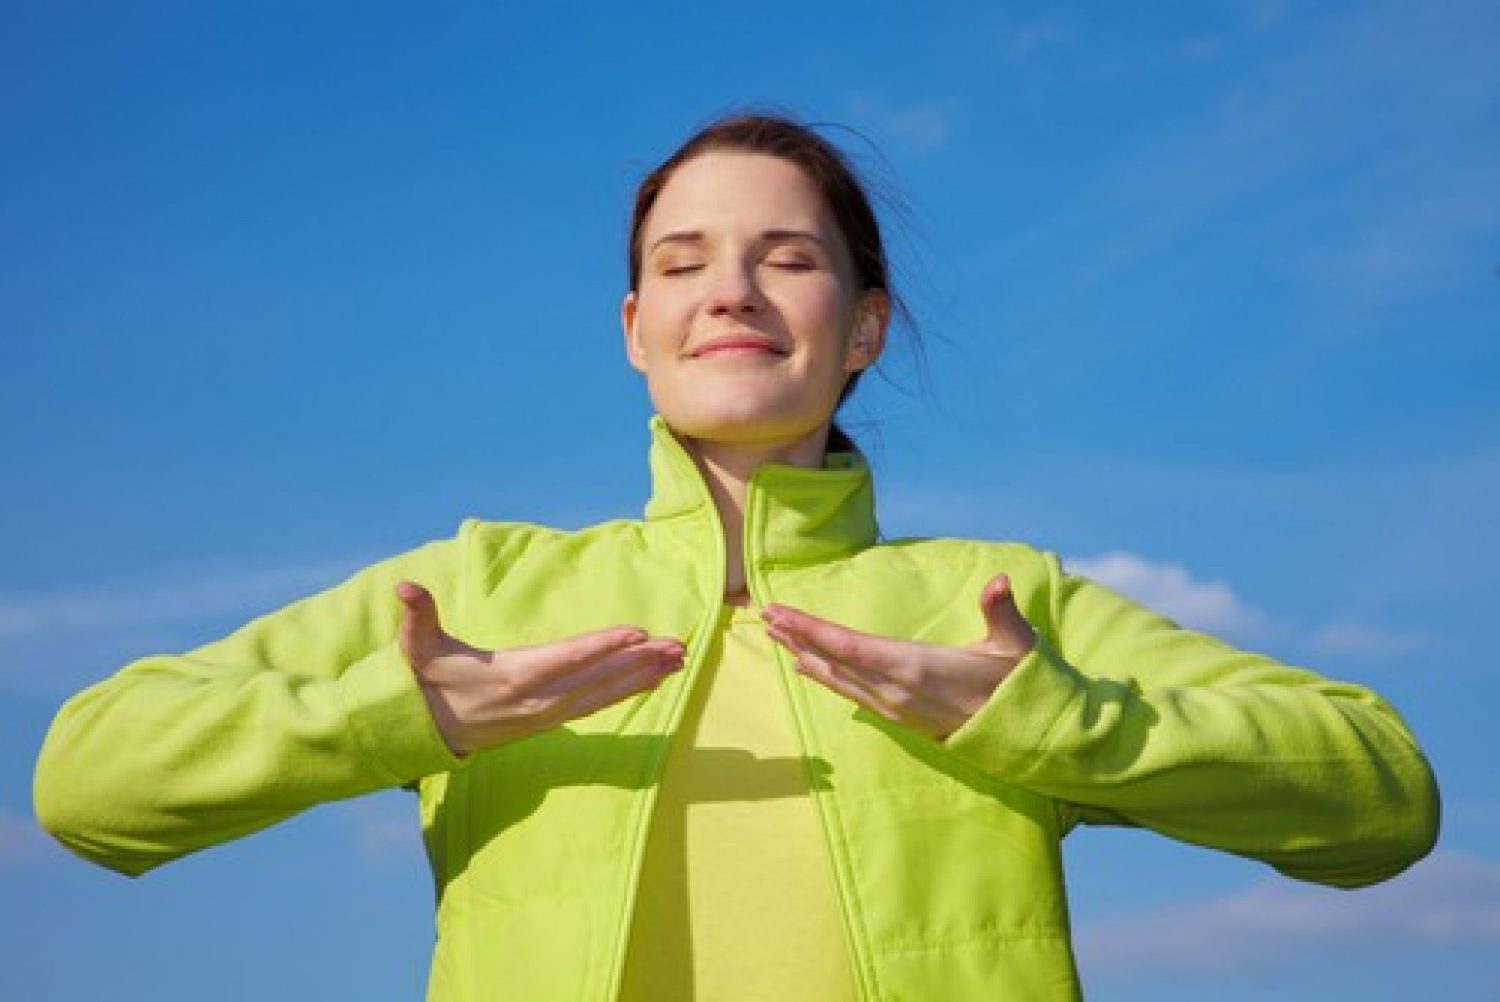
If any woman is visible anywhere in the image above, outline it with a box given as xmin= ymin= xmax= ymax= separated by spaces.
xmin=35 ymin=114 xmax=1440 ymax=1000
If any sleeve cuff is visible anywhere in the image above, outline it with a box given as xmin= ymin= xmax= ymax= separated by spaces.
xmin=337 ymin=643 xmax=469 ymax=785
xmin=941 ymin=632 xmax=1089 ymax=780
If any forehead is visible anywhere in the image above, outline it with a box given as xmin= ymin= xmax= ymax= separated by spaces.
xmin=643 ymin=152 xmax=836 ymax=240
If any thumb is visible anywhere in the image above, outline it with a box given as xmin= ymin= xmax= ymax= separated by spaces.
xmin=978 ymin=574 xmax=1036 ymax=656
xmin=395 ymin=580 xmax=449 ymax=664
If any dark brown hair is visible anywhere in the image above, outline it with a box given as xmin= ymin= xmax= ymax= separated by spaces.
xmin=627 ymin=112 xmax=916 ymax=457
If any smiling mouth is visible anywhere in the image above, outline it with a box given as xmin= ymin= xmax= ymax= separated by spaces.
xmin=691 ymin=333 xmax=790 ymax=358
xmin=693 ymin=344 xmax=786 ymax=358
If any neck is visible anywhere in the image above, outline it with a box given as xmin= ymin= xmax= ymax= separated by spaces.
xmin=682 ymin=424 xmax=832 ymax=600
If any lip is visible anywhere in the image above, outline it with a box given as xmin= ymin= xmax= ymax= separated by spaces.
xmin=690 ymin=334 xmax=789 ymax=358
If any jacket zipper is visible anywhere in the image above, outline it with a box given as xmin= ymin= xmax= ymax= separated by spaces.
xmin=742 ymin=471 xmax=882 ymax=1002
xmin=598 ymin=511 xmax=727 ymax=1001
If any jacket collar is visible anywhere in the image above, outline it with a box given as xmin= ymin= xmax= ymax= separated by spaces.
xmin=642 ymin=413 xmax=878 ymax=563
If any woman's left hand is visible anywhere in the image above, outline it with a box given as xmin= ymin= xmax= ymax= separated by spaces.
xmin=761 ymin=573 xmax=1037 ymax=741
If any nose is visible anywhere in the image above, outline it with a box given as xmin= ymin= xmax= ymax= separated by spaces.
xmin=704 ymin=261 xmax=763 ymax=317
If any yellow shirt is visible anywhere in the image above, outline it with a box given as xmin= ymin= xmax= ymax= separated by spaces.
xmin=619 ymin=601 xmax=859 ymax=1001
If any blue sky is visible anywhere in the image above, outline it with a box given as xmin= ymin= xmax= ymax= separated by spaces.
xmin=3 ymin=1 xmax=1497 ymax=998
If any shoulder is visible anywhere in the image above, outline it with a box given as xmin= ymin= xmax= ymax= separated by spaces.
xmin=870 ymin=533 xmax=1059 ymax=577
xmin=865 ymin=534 xmax=1065 ymax=613
xmin=458 ymin=514 xmax=569 ymax=553
xmin=459 ymin=514 xmax=646 ymax=551
xmin=455 ymin=512 xmax=649 ymax=579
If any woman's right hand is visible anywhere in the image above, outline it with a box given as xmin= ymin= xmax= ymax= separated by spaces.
xmin=394 ymin=581 xmax=686 ymax=756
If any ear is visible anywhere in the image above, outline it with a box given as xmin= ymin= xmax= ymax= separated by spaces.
xmin=621 ymin=291 xmax=647 ymax=374
xmin=844 ymin=290 xmax=890 ymax=373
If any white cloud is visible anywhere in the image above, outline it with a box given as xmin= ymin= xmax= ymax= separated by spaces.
xmin=1066 ymin=551 xmax=1270 ymax=637
xmin=0 ymin=557 xmax=369 ymax=641
xmin=891 ymin=460 xmax=1450 ymax=663
xmin=1065 ymin=550 xmax=1432 ymax=659
xmin=1077 ymin=851 xmax=1500 ymax=979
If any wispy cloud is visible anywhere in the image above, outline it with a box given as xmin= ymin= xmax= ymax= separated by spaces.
xmin=881 ymin=482 xmax=1058 ymax=543
xmin=1309 ymin=621 xmax=1430 ymax=659
xmin=0 ymin=557 xmax=370 ymax=641
xmin=1173 ymin=36 xmax=1224 ymax=64
xmin=1320 ymin=446 xmax=1500 ymax=612
xmin=1445 ymin=799 xmax=1500 ymax=841
xmin=994 ymin=16 xmax=1077 ymax=64
xmin=982 ymin=0 xmax=1500 ymax=323
xmin=0 ymin=808 xmax=63 ymax=871
xmin=1077 ymin=851 xmax=1500 ymax=979
xmin=1066 ymin=550 xmax=1271 ymax=638
xmin=846 ymin=97 xmax=956 ymax=153
xmin=1244 ymin=0 xmax=1288 ymax=31
xmin=1065 ymin=549 xmax=1433 ymax=661
xmin=330 ymin=791 xmax=423 ymax=867
xmin=885 ymin=459 xmax=1445 ymax=663
xmin=1296 ymin=160 xmax=1500 ymax=321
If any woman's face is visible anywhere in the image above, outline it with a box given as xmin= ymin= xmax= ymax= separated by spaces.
xmin=622 ymin=151 xmax=887 ymax=449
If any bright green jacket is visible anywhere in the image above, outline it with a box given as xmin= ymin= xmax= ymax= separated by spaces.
xmin=34 ymin=415 xmax=1439 ymax=1000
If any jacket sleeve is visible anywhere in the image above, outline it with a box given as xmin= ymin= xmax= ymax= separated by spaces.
xmin=941 ymin=548 xmax=1440 ymax=889
xmin=31 ymin=525 xmax=473 ymax=878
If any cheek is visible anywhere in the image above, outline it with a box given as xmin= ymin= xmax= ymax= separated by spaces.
xmin=629 ymin=310 xmax=669 ymax=360
xmin=799 ymin=290 xmax=858 ymax=352
xmin=632 ymin=291 xmax=693 ymax=353
xmin=800 ymin=277 xmax=858 ymax=326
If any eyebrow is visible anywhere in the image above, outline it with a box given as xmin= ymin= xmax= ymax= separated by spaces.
xmin=647 ymin=229 xmax=828 ymax=254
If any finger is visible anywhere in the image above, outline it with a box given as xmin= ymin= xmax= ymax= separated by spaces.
xmin=978 ymin=573 xmax=1037 ymax=655
xmin=396 ymin=580 xmax=442 ymax=633
xmin=761 ymin=605 xmax=912 ymax=678
xmin=520 ymin=627 xmax=677 ymax=686
xmin=395 ymin=580 xmax=449 ymax=662
xmin=532 ymin=638 xmax=685 ymax=699
xmin=766 ymin=623 xmax=901 ymax=721
xmin=559 ymin=657 xmax=685 ymax=720
xmin=766 ymin=612 xmax=969 ymax=734
xmin=765 ymin=612 xmax=932 ymax=708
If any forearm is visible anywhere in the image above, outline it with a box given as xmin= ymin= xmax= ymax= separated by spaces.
xmin=32 ymin=533 xmax=467 ymax=876
xmin=944 ymin=633 xmax=1440 ymax=887
xmin=942 ymin=550 xmax=1440 ymax=888
xmin=33 ymin=642 xmax=458 ymax=875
